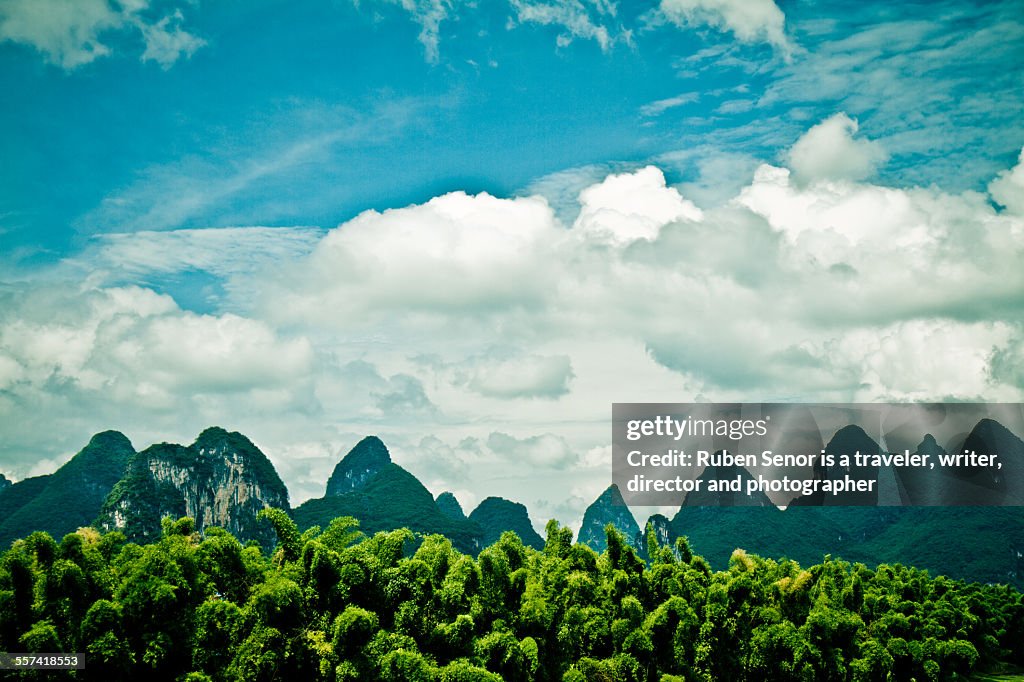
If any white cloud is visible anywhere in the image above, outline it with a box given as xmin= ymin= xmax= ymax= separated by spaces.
xmin=0 ymin=285 xmax=312 ymax=401
xmin=79 ymin=227 xmax=323 ymax=278
xmin=989 ymin=148 xmax=1024 ymax=215
xmin=0 ymin=283 xmax=318 ymax=481
xmin=574 ymin=166 xmax=703 ymax=243
xmin=135 ymin=8 xmax=205 ymax=69
xmin=266 ymin=190 xmax=561 ymax=325
xmin=0 ymin=0 xmax=204 ymax=69
xmin=487 ymin=431 xmax=577 ymax=469
xmin=639 ymin=92 xmax=699 ymax=117
xmin=76 ymin=98 xmax=432 ymax=236
xmin=835 ymin=320 xmax=1017 ymax=401
xmin=787 ymin=113 xmax=889 ymax=184
xmin=4 ymin=125 xmax=1024 ymax=527
xmin=353 ymin=0 xmax=455 ymax=63
xmin=358 ymin=0 xmax=630 ymax=61
xmin=759 ymin=5 xmax=1024 ymax=190
xmin=0 ymin=0 xmax=119 ymax=68
xmin=508 ymin=0 xmax=626 ymax=52
xmin=465 ymin=353 xmax=574 ymax=399
xmin=660 ymin=0 xmax=794 ymax=56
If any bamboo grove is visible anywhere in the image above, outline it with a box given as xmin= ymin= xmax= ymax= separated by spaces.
xmin=0 ymin=509 xmax=1021 ymax=681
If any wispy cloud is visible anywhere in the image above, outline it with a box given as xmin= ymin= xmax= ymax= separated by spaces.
xmin=76 ymin=97 xmax=434 ymax=235
xmin=639 ymin=92 xmax=699 ymax=117
xmin=508 ymin=0 xmax=630 ymax=52
xmin=760 ymin=1 xmax=1024 ymax=188
xmin=0 ymin=0 xmax=204 ymax=70
xmin=658 ymin=0 xmax=795 ymax=58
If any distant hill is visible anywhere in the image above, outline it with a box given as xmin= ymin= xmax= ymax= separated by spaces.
xmin=578 ymin=484 xmax=641 ymax=553
xmin=0 ymin=431 xmax=135 ymax=548
xmin=326 ymin=435 xmax=392 ymax=496
xmin=468 ymin=497 xmax=544 ymax=550
xmin=3 ymin=418 xmax=1023 ymax=588
xmin=436 ymin=491 xmax=468 ymax=520
xmin=292 ymin=438 xmax=483 ymax=553
xmin=97 ymin=427 xmax=288 ymax=547
xmin=0 ymin=476 xmax=50 ymax=531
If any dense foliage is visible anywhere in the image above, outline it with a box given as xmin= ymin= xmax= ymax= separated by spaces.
xmin=0 ymin=511 xmax=1021 ymax=681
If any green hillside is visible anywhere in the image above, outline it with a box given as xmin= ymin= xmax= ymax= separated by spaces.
xmin=0 ymin=431 xmax=134 ymax=548
xmin=292 ymin=463 xmax=483 ymax=553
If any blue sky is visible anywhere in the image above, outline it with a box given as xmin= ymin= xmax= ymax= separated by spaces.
xmin=4 ymin=0 xmax=1020 ymax=265
xmin=1 ymin=0 xmax=1022 ymax=526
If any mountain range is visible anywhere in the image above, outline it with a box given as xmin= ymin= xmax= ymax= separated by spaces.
xmin=0 ymin=419 xmax=1022 ymax=587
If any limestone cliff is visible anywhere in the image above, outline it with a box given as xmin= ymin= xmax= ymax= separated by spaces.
xmin=98 ymin=427 xmax=288 ymax=547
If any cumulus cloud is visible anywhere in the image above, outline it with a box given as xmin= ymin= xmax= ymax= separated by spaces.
xmin=266 ymin=190 xmax=561 ymax=325
xmin=787 ymin=113 xmax=889 ymax=185
xmin=487 ymin=431 xmax=577 ymax=469
xmin=0 ymin=0 xmax=204 ymax=69
xmin=989 ymin=148 xmax=1024 ymax=215
xmin=465 ymin=353 xmax=574 ymax=399
xmin=0 ymin=284 xmax=312 ymax=402
xmin=0 ymin=283 xmax=317 ymax=480
xmin=4 ymin=122 xmax=1024 ymax=527
xmin=659 ymin=0 xmax=794 ymax=56
xmin=575 ymin=166 xmax=703 ymax=243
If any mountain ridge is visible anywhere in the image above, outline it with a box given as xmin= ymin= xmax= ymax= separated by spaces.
xmin=4 ymin=419 xmax=1023 ymax=587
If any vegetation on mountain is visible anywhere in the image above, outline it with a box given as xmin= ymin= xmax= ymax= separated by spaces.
xmin=96 ymin=428 xmax=288 ymax=548
xmin=668 ymin=506 xmax=1024 ymax=589
xmin=293 ymin=464 xmax=483 ymax=554
xmin=0 ymin=431 xmax=134 ymax=548
xmin=436 ymin=492 xmax=468 ymax=521
xmin=577 ymin=485 xmax=641 ymax=553
xmin=325 ymin=436 xmax=392 ymax=496
xmin=0 ymin=514 xmax=1020 ymax=681
xmin=468 ymin=497 xmax=545 ymax=551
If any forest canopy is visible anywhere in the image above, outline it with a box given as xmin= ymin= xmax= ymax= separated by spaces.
xmin=0 ymin=511 xmax=1021 ymax=681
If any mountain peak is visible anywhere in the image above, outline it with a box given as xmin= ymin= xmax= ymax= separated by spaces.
xmin=469 ymin=496 xmax=544 ymax=550
xmin=0 ymin=430 xmax=135 ymax=547
xmin=87 ymin=430 xmax=133 ymax=450
xmin=192 ymin=426 xmax=249 ymax=452
xmin=436 ymin=491 xmax=467 ymax=520
xmin=98 ymin=429 xmax=288 ymax=546
xmin=823 ymin=425 xmax=883 ymax=505
xmin=578 ymin=484 xmax=641 ymax=553
xmin=326 ymin=436 xmax=392 ymax=496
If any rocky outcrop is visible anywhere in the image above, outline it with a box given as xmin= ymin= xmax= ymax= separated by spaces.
xmin=578 ymin=485 xmax=641 ymax=553
xmin=98 ymin=427 xmax=288 ymax=547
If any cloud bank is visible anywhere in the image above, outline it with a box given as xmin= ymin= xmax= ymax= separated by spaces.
xmin=1 ymin=118 xmax=1021 ymax=525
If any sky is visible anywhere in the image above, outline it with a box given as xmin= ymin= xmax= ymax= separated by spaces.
xmin=1 ymin=0 xmax=1022 ymax=532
